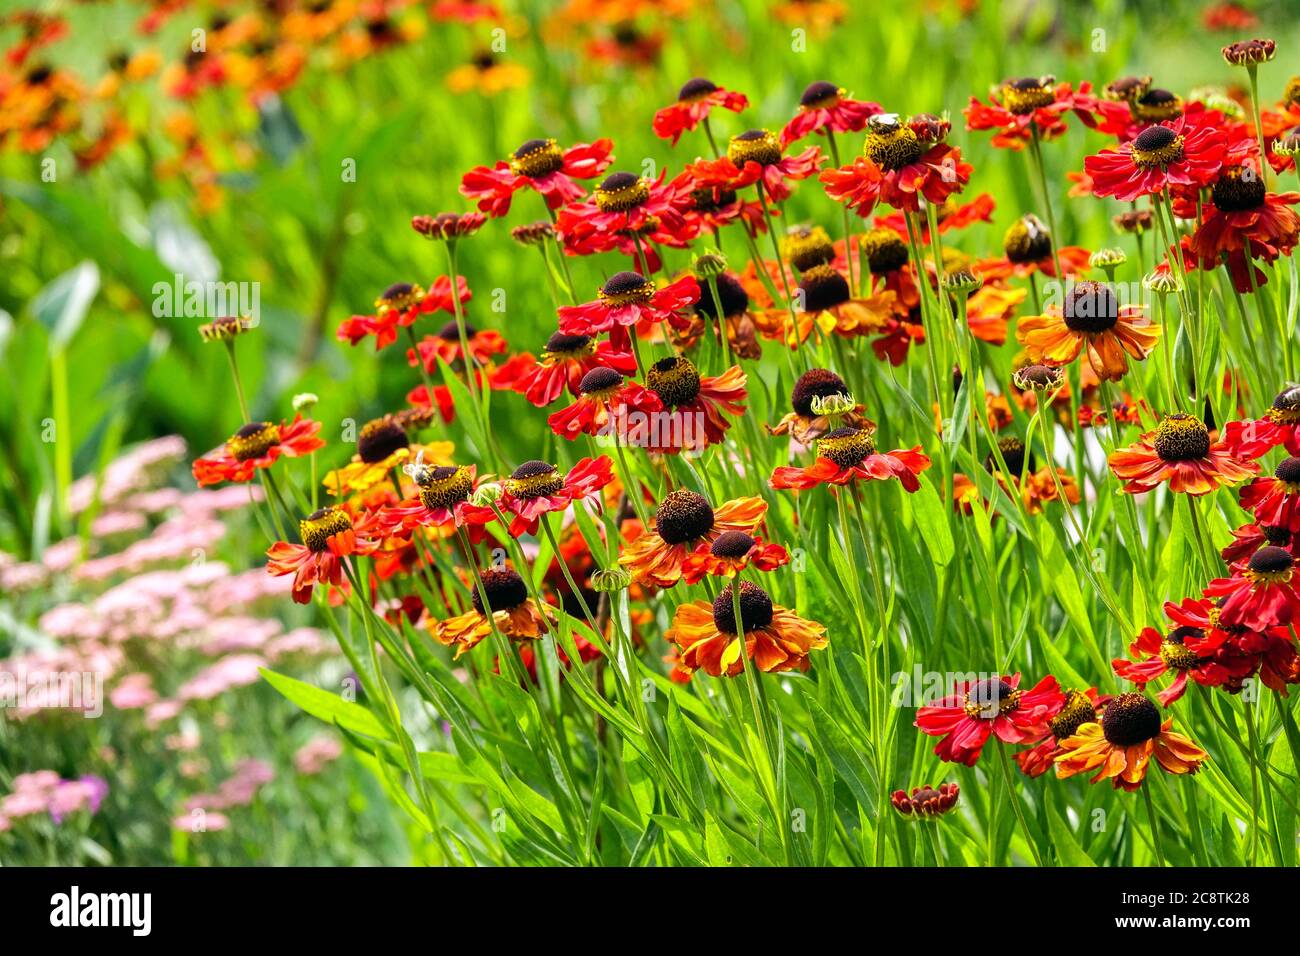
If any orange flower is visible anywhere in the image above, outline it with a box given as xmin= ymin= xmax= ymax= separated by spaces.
xmin=1015 ymin=280 xmax=1159 ymax=382
xmin=1054 ymin=692 xmax=1208 ymax=791
xmin=769 ymin=368 xmax=873 ymax=445
xmin=666 ymin=582 xmax=828 ymax=678
xmin=680 ymin=532 xmax=789 ymax=583
xmin=266 ymin=507 xmax=370 ymax=605
xmin=192 ymin=415 xmax=324 ymax=487
xmin=620 ymin=490 xmax=766 ymax=588
xmin=1108 ymin=413 xmax=1257 ymax=496
xmin=431 ymin=568 xmax=554 ymax=658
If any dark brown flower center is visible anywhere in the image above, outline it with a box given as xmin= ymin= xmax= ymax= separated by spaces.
xmin=1249 ymin=545 xmax=1293 ymax=575
xmin=471 ymin=568 xmax=529 ymax=614
xmin=1003 ymin=214 xmax=1052 ymax=264
xmin=710 ymin=530 xmax=756 ymax=558
xmin=985 ymin=437 xmax=1034 ymax=475
xmin=1001 ymin=76 xmax=1056 ymax=114
xmin=1049 ymin=690 xmax=1096 ymax=740
xmin=438 ymin=319 xmax=475 ymax=340
xmin=963 ymin=678 xmax=1020 ymax=717
xmin=677 ymin=76 xmax=718 ymax=102
xmin=1131 ymin=124 xmax=1185 ymax=168
xmin=791 ymin=368 xmax=849 ymax=417
xmin=694 ymin=273 xmax=749 ymax=320
xmin=647 ymin=356 xmax=702 ymax=407
xmin=1212 ymin=165 xmax=1266 ymax=212
xmin=864 ymin=115 xmax=923 ymax=171
xmin=543 ymin=332 xmax=595 ymax=359
xmin=599 ymin=270 xmax=656 ymax=305
xmin=416 ymin=465 xmax=473 ymax=510
xmin=817 ymin=426 xmax=876 ymax=468
xmin=357 ymin=418 xmax=409 ymax=463
xmin=712 ymin=581 xmax=774 ymax=634
xmin=578 ymin=366 xmax=624 ymax=396
xmin=1063 ymin=280 xmax=1120 ymax=333
xmin=510 ymin=138 xmax=565 ymax=178
xmin=1152 ymin=414 xmax=1211 ymax=462
xmin=1264 ymin=525 xmax=1293 ymax=546
xmin=227 ymin=422 xmax=281 ymax=461
xmin=654 ymin=489 xmax=716 ymax=544
xmin=691 ymin=186 xmax=738 ymax=212
xmin=728 ymin=129 xmax=783 ymax=167
xmin=1101 ymin=692 xmax=1162 ymax=746
xmin=799 ymin=264 xmax=852 ymax=312
xmin=1134 ymin=88 xmax=1182 ymax=122
xmin=800 ymin=80 xmax=843 ymax=109
xmin=299 ymin=507 xmax=352 ymax=552
xmin=860 ymin=226 xmax=909 ymax=273
xmin=595 ymin=172 xmax=650 ymax=212
xmin=783 ymin=225 xmax=836 ymax=272
xmin=504 ymin=460 xmax=564 ymax=499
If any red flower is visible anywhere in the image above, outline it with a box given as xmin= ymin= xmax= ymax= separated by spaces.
xmin=964 ymin=76 xmax=1102 ymax=149
xmin=497 ymin=456 xmax=614 ymax=537
xmin=1112 ymin=626 xmax=1247 ymax=706
xmin=192 ymin=415 xmax=324 ymax=487
xmin=915 ymin=674 xmax=1064 ymax=766
xmin=460 ymin=137 xmax=613 ymax=217
xmin=407 ymin=321 xmax=507 ymax=373
xmin=491 ymin=333 xmax=636 ymax=407
xmin=376 ymin=463 xmax=497 ymax=543
xmin=687 ymin=128 xmax=824 ymax=202
xmin=266 ymin=507 xmax=372 ymax=605
xmin=546 ymin=368 xmax=663 ymax=441
xmin=1223 ymin=387 xmax=1300 ymax=458
xmin=337 ymin=277 xmax=471 ymax=351
xmin=652 ymin=77 xmax=748 ymax=146
xmin=781 ymin=81 xmax=882 ymax=146
xmin=555 ymin=170 xmax=693 ymax=254
xmin=890 ymin=783 xmax=959 ymax=818
xmin=637 ymin=358 xmax=747 ymax=454
xmin=1014 ymin=689 xmax=1105 ymax=777
xmin=680 ymin=532 xmax=789 ymax=584
xmin=1204 ymin=546 xmax=1300 ymax=631
xmin=1165 ymin=595 xmax=1300 ymax=695
xmin=1239 ymin=457 xmax=1300 ymax=532
xmin=821 ymin=114 xmax=971 ymax=214
xmin=1189 ymin=165 xmax=1300 ymax=264
xmin=671 ymin=169 xmax=769 ymax=237
xmin=1108 ymin=413 xmax=1257 ymax=496
xmin=770 ymin=427 xmax=930 ymax=492
xmin=1222 ymin=522 xmax=1296 ymax=564
xmin=558 ymin=272 xmax=700 ymax=340
xmin=1084 ymin=115 xmax=1226 ymax=202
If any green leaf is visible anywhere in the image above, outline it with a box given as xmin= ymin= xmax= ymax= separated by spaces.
xmin=259 ymin=668 xmax=391 ymax=740
xmin=32 ymin=261 xmax=99 ymax=353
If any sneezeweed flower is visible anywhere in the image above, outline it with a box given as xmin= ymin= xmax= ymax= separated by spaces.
xmin=758 ymin=264 xmax=895 ymax=345
xmin=1223 ymin=385 xmax=1300 ymax=458
xmin=378 ymin=462 xmax=497 ymax=542
xmin=1054 ymin=692 xmax=1208 ymax=791
xmin=1189 ymin=164 xmax=1300 ymax=264
xmin=1084 ymin=116 xmax=1227 ymax=202
xmin=1113 ymin=624 xmax=1248 ymax=706
xmin=1222 ymin=521 xmax=1295 ymax=564
xmin=411 ymin=211 xmax=486 ymax=242
xmin=1014 ymin=688 xmax=1104 ymax=777
xmin=198 ymin=315 xmax=250 ymax=342
xmin=620 ymin=489 xmax=767 ymax=588
xmin=496 ymin=456 xmax=614 ymax=537
xmin=890 ymin=783 xmax=959 ymax=819
xmin=680 ymin=531 xmax=790 ymax=584
xmin=915 ymin=674 xmax=1064 ymax=766
xmin=492 ymin=332 xmax=636 ymax=408
xmin=407 ymin=319 xmax=507 ymax=374
xmin=1015 ymin=280 xmax=1158 ymax=382
xmin=665 ymin=581 xmax=828 ymax=677
xmin=1221 ymin=37 xmax=1276 ymax=66
xmin=1204 ymin=545 xmax=1300 ymax=631
xmin=975 ymin=213 xmax=1091 ymax=281
xmin=1239 ymin=456 xmax=1300 ymax=531
xmin=555 ymin=171 xmax=693 ymax=256
xmin=769 ymin=426 xmax=931 ymax=492
xmin=323 ymin=415 xmax=453 ymax=497
xmin=640 ymin=356 xmax=747 ymax=453
xmin=432 ymin=568 xmax=554 ymax=658
xmin=460 ymin=136 xmax=614 ymax=217
xmin=337 ymin=277 xmax=472 ymax=350
xmin=557 ymin=271 xmax=700 ymax=341
xmin=192 ymin=415 xmax=324 ymax=487
xmin=1166 ymin=595 xmax=1300 ymax=694
xmin=266 ymin=507 xmax=366 ymax=604
xmin=768 ymin=368 xmax=872 ymax=444
xmin=964 ymin=75 xmax=1101 ymax=149
xmin=983 ymin=436 xmax=1081 ymax=515
xmin=1108 ymin=412 xmax=1257 ymax=496
xmin=1113 ymin=209 xmax=1156 ymax=235
xmin=782 ymin=223 xmax=836 ymax=271
xmin=444 ymin=50 xmax=529 ymax=95
xmin=683 ymin=128 xmax=824 ymax=203
xmin=1012 ymin=363 xmax=1064 ymax=393
xmin=509 ymin=221 xmax=554 ymax=246
xmin=781 ymin=80 xmax=882 ymax=147
xmin=546 ymin=367 xmax=663 ymax=440
xmin=682 ymin=270 xmax=762 ymax=360
xmin=820 ymin=112 xmax=972 ymax=215
xmin=652 ymin=77 xmax=748 ymax=146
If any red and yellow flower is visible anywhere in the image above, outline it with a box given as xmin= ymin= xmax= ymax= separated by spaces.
xmin=770 ymin=426 xmax=930 ymax=492
xmin=432 ymin=567 xmax=555 ymax=658
xmin=492 ymin=332 xmax=636 ymax=408
xmin=192 ymin=415 xmax=324 ymax=487
xmin=915 ymin=673 xmax=1064 ymax=766
xmin=1054 ymin=692 xmax=1208 ymax=791
xmin=337 ymin=277 xmax=471 ymax=351
xmin=1015 ymin=280 xmax=1158 ymax=382
xmin=652 ymin=77 xmax=748 ymax=146
xmin=1108 ymin=412 xmax=1257 ymax=496
xmin=680 ymin=531 xmax=789 ymax=584
xmin=461 ymin=137 xmax=614 ymax=217
xmin=266 ymin=506 xmax=371 ymax=605
xmin=496 ymin=456 xmax=614 ymax=537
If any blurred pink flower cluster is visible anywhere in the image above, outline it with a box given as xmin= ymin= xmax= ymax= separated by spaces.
xmin=0 ymin=771 xmax=108 ymax=831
